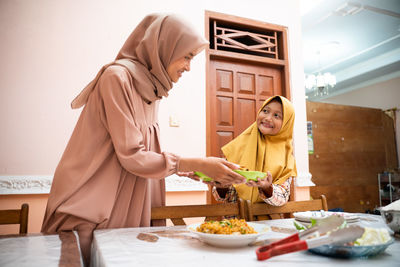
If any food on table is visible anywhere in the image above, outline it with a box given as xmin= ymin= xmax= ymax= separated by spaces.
xmin=196 ymin=219 xmax=257 ymax=235
xmin=194 ymin=171 xmax=213 ymax=182
xmin=233 ymin=169 xmax=267 ymax=181
xmin=294 ymin=219 xmax=392 ymax=246
xmin=353 ymin=227 xmax=391 ymax=246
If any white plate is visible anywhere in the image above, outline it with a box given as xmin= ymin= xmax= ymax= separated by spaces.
xmin=293 ymin=211 xmax=360 ymax=224
xmin=187 ymin=222 xmax=270 ymax=248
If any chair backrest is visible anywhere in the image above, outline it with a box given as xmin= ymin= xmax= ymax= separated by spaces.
xmin=151 ymin=200 xmax=246 ymax=226
xmin=246 ymin=195 xmax=328 ymax=221
xmin=289 ymin=177 xmax=296 ymax=202
xmin=0 ymin=203 xmax=29 ymax=234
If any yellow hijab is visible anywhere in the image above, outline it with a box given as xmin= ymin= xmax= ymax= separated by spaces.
xmin=221 ymin=95 xmax=297 ymax=203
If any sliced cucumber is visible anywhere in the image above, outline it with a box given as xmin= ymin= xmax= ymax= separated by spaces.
xmin=194 ymin=171 xmax=213 ymax=182
xmin=234 ymin=170 xmax=267 ymax=181
xmin=194 ymin=170 xmax=267 ymax=182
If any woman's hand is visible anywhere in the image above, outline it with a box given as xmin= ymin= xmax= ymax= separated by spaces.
xmin=199 ymin=157 xmax=245 ymax=186
xmin=245 ymin=171 xmax=273 ymax=197
xmin=178 ymin=157 xmax=246 ymax=187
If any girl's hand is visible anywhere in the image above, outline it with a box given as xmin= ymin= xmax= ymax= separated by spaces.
xmin=245 ymin=171 xmax=273 ymax=197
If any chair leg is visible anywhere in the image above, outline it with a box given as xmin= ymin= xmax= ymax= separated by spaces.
xmin=321 ymin=195 xmax=328 ymax=211
xmin=245 ymin=200 xmax=255 ymax=221
xmin=20 ymin=203 xmax=29 ymax=234
xmin=238 ymin=198 xmax=247 ymax=220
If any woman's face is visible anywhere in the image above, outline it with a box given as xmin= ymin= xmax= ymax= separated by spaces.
xmin=167 ymin=53 xmax=194 ymax=83
xmin=257 ymin=100 xmax=283 ymax=135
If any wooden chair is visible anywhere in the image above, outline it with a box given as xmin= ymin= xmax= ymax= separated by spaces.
xmin=151 ymin=200 xmax=246 ymax=226
xmin=0 ymin=203 xmax=29 ymax=234
xmin=246 ymin=195 xmax=328 ymax=221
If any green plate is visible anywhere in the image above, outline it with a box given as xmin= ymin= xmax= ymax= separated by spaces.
xmin=194 ymin=170 xmax=267 ymax=182
xmin=234 ymin=170 xmax=267 ymax=181
xmin=194 ymin=171 xmax=213 ymax=182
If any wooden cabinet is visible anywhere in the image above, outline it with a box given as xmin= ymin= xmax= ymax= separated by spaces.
xmin=307 ymin=101 xmax=397 ymax=212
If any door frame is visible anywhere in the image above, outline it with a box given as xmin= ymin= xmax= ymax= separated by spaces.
xmin=204 ymin=10 xmax=293 ymax=203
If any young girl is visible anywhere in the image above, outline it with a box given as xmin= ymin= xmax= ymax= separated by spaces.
xmin=212 ymin=95 xmax=297 ymax=205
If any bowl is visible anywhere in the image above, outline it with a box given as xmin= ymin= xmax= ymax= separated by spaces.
xmin=308 ymin=238 xmax=395 ymax=258
xmin=187 ymin=222 xmax=270 ymax=247
xmin=380 ymin=209 xmax=400 ymax=234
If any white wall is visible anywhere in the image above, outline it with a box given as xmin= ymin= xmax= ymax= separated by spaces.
xmin=321 ymin=76 xmax=400 ymax=167
xmin=0 ymin=1 xmax=309 ymax=184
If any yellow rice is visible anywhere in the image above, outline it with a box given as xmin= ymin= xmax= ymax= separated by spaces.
xmin=196 ymin=218 xmax=257 ymax=235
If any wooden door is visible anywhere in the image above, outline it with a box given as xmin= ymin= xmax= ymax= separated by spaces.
xmin=307 ymin=101 xmax=397 ymax=212
xmin=208 ymin=59 xmax=283 ymax=158
xmin=205 ymin=11 xmax=291 ymax=203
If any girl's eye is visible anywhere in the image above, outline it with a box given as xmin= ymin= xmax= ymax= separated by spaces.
xmin=274 ymin=113 xmax=282 ymax=119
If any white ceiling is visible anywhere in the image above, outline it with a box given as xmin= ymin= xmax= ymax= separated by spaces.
xmin=301 ymin=0 xmax=400 ymax=101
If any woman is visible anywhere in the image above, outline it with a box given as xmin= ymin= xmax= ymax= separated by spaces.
xmin=41 ymin=13 xmax=244 ymax=265
xmin=212 ymin=95 xmax=297 ymax=206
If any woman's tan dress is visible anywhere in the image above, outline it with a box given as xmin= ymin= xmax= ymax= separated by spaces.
xmin=41 ymin=13 xmax=207 ymax=265
xmin=42 ymin=65 xmax=177 ymax=263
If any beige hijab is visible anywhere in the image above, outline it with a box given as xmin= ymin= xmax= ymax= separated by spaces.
xmin=71 ymin=14 xmax=208 ymax=108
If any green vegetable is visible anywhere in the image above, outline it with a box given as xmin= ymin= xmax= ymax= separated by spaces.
xmin=194 ymin=171 xmax=213 ymax=182
xmin=234 ymin=170 xmax=267 ymax=182
xmin=310 ymin=218 xmax=317 ymax=227
xmin=293 ymin=218 xmax=349 ymax=235
xmin=338 ymin=220 xmax=347 ymax=229
xmin=194 ymin=170 xmax=268 ymax=183
xmin=293 ymin=221 xmax=306 ymax=231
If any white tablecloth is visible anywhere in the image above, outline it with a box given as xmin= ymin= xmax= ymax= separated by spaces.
xmin=91 ymin=215 xmax=400 ymax=267
xmin=0 ymin=232 xmax=82 ymax=267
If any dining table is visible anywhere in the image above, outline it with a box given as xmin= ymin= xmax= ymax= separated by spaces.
xmin=91 ymin=213 xmax=399 ymax=267
xmin=0 ymin=231 xmax=83 ymax=267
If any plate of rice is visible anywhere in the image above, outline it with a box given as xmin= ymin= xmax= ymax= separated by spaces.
xmin=187 ymin=218 xmax=270 ymax=247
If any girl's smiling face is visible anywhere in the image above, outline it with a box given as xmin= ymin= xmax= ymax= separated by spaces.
xmin=257 ymin=100 xmax=283 ymax=135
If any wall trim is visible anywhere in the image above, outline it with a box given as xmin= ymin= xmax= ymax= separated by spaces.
xmin=0 ymin=174 xmax=207 ymax=195
xmin=165 ymin=174 xmax=208 ymax=192
xmin=295 ymin=172 xmax=315 ymax=187
xmin=0 ymin=176 xmax=53 ymax=194
xmin=0 ymin=173 xmax=310 ymax=193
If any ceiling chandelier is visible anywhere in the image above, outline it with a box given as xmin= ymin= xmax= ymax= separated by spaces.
xmin=305 ymin=72 xmax=336 ymax=97
xmin=304 ymin=43 xmax=339 ymax=97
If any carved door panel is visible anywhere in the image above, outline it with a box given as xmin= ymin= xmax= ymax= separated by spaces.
xmin=208 ymin=59 xmax=283 ymax=158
